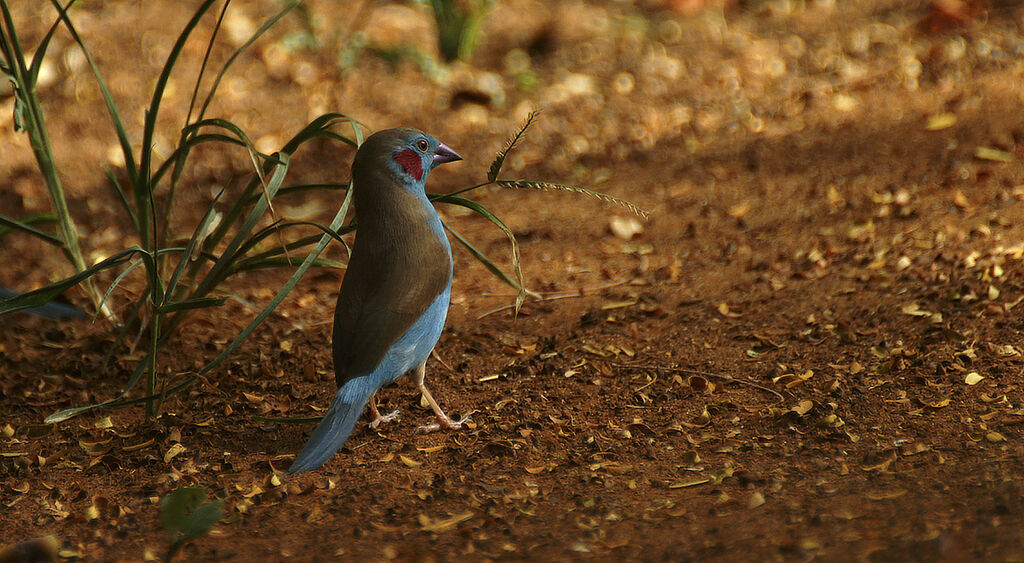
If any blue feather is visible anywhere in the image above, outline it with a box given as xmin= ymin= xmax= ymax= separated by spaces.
xmin=287 ymin=285 xmax=451 ymax=474
xmin=287 ymin=128 xmax=461 ymax=474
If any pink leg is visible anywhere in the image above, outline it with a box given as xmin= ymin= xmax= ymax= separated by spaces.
xmin=413 ymin=361 xmax=469 ymax=433
xmin=368 ymin=394 xmax=400 ymax=429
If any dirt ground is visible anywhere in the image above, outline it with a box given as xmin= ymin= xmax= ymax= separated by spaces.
xmin=4 ymin=0 xmax=1024 ymax=561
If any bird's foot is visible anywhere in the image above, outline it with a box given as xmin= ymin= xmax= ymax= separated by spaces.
xmin=369 ymin=409 xmax=401 ymax=429
xmin=416 ymin=412 xmax=471 ymax=434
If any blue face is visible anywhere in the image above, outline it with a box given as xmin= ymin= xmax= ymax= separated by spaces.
xmin=390 ymin=133 xmax=462 ymax=185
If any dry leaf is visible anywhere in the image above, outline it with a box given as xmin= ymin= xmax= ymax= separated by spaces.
xmin=717 ymin=302 xmax=740 ymax=318
xmin=791 ymin=400 xmax=814 ymax=416
xmin=964 ymin=372 xmax=984 ymax=385
xmin=399 ymin=455 xmax=423 ymax=468
xmin=164 ymin=443 xmax=186 ymax=463
xmin=727 ymin=200 xmax=751 ymax=218
xmin=609 ymin=216 xmax=643 ymax=240
xmin=419 ymin=511 xmax=474 ymax=533
xmin=975 ymin=146 xmax=1013 ymax=162
xmin=669 ymin=478 xmax=709 ymax=489
xmin=925 ymin=112 xmax=956 ymax=130
xmin=952 ymin=190 xmax=970 ymax=209
xmin=985 ymin=431 xmax=1006 ymax=443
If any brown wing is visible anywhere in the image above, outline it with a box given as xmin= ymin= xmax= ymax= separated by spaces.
xmin=332 ymin=198 xmax=451 ymax=386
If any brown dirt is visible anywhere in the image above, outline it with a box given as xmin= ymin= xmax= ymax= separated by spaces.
xmin=4 ymin=0 xmax=1024 ymax=561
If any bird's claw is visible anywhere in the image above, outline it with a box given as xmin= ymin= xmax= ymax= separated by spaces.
xmin=416 ymin=413 xmax=471 ymax=434
xmin=369 ymin=409 xmax=401 ymax=429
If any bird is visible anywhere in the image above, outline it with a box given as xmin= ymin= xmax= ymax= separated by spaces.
xmin=287 ymin=128 xmax=466 ymax=474
xmin=0 ymin=287 xmax=85 ymax=320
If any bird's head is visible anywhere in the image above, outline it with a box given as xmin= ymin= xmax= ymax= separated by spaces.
xmin=354 ymin=128 xmax=462 ymax=192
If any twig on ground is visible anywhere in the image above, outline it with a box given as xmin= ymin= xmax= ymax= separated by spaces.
xmin=612 ymin=363 xmax=785 ymax=403
xmin=476 ymin=279 xmax=633 ymax=319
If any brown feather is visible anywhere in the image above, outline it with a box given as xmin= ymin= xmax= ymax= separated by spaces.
xmin=332 ymin=129 xmax=453 ymax=386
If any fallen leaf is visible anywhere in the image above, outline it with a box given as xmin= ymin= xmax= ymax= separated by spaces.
xmin=164 ymin=443 xmax=186 ymax=463
xmin=727 ymin=200 xmax=751 ymax=218
xmin=975 ymin=146 xmax=1014 ymax=162
xmin=866 ymin=489 xmax=907 ymax=501
xmin=669 ymin=478 xmax=709 ymax=489
xmin=609 ymin=216 xmax=643 ymax=240
xmin=965 ymin=372 xmax=984 ymax=385
xmin=953 ymin=190 xmax=970 ymax=209
xmin=399 ymin=455 xmax=423 ymax=468
xmin=418 ymin=511 xmax=474 ymax=533
xmin=925 ymin=112 xmax=956 ymax=130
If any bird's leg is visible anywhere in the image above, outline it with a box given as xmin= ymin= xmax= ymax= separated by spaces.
xmin=368 ymin=394 xmax=400 ymax=429
xmin=413 ymin=361 xmax=468 ymax=433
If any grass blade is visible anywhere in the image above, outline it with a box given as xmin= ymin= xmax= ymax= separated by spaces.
xmin=444 ymin=222 xmax=536 ymax=297
xmin=193 ymin=1 xmax=301 ymax=123
xmin=157 ymin=296 xmax=227 ymax=314
xmin=433 ymin=194 xmax=526 ymax=313
xmin=49 ymin=0 xmax=139 ymax=186
xmin=0 ymin=213 xmax=63 ymax=246
xmin=198 ymin=185 xmax=353 ymax=376
xmin=0 ymin=247 xmax=142 ymax=315
xmin=164 ymin=190 xmax=223 ymax=301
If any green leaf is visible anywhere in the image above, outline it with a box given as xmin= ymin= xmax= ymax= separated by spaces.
xmin=0 ymin=247 xmax=142 ymax=316
xmin=159 ymin=487 xmax=223 ymax=542
xmin=433 ymin=194 xmax=526 ymax=313
xmin=444 ymin=222 xmax=531 ymax=296
xmin=198 ymin=185 xmax=354 ymax=376
xmin=0 ymin=213 xmax=62 ymax=245
xmin=156 ymin=297 xmax=227 ymax=314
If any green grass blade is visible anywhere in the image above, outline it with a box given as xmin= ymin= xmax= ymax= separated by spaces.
xmin=280 ymin=113 xmax=367 ymax=154
xmin=96 ymin=256 xmax=144 ymax=320
xmin=231 ymin=256 xmax=344 ymax=273
xmin=193 ymin=1 xmax=301 ymax=122
xmin=235 ymin=229 xmax=353 ymax=266
xmin=164 ymin=190 xmax=223 ymax=301
xmin=27 ymin=1 xmax=66 ymax=87
xmin=0 ymin=213 xmax=63 ymax=246
xmin=136 ymin=0 xmax=220 ymax=248
xmin=0 ymin=212 xmax=56 ymax=238
xmin=444 ymin=222 xmax=535 ymax=297
xmin=0 ymin=247 xmax=142 ymax=315
xmin=102 ymin=165 xmax=139 ymax=233
xmin=183 ymin=0 xmax=229 ymax=126
xmin=150 ymin=131 xmax=263 ymax=188
xmin=236 ymin=220 xmax=347 ymax=259
xmin=48 ymin=0 xmax=139 ymax=186
xmin=163 ymin=153 xmax=291 ymax=337
xmin=157 ymin=296 xmax=227 ymax=314
xmin=433 ymin=194 xmax=526 ymax=313
xmin=245 ymin=182 xmax=349 ymax=205
xmin=198 ymin=185 xmax=353 ymax=376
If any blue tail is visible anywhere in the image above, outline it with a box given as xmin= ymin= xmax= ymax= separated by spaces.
xmin=287 ymin=378 xmax=375 ymax=474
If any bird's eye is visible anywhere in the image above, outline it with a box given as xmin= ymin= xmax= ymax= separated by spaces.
xmin=416 ymin=139 xmax=429 ymax=152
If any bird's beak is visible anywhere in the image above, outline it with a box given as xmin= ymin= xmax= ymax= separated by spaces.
xmin=433 ymin=142 xmax=462 ymax=165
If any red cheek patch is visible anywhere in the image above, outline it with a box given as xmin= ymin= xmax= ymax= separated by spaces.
xmin=394 ymin=149 xmax=423 ymax=180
